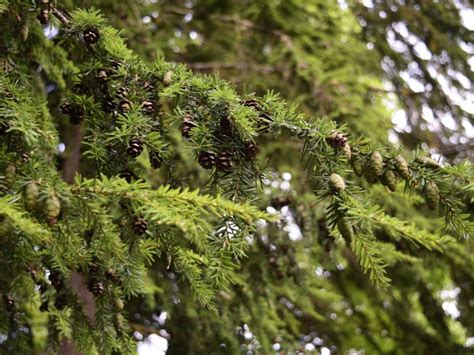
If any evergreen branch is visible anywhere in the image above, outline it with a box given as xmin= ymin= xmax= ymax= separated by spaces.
xmin=0 ymin=195 xmax=52 ymax=244
xmin=344 ymin=196 xmax=451 ymax=251
xmin=350 ymin=230 xmax=391 ymax=289
xmin=73 ymin=175 xmax=270 ymax=227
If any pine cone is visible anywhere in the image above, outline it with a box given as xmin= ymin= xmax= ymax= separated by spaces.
xmin=242 ymin=99 xmax=261 ymax=111
xmin=198 ymin=151 xmax=216 ymax=169
xmin=119 ymin=99 xmax=131 ymax=113
xmin=341 ymin=143 xmax=352 ymax=160
xmin=87 ymin=279 xmax=105 ymax=296
xmin=244 ymin=141 xmax=259 ymax=159
xmin=163 ymin=71 xmax=174 ymax=85
xmin=37 ymin=9 xmax=49 ymax=24
xmin=88 ymin=261 xmax=100 ymax=275
xmin=425 ymin=181 xmax=440 ymax=211
xmin=25 ymin=181 xmax=39 ymax=212
xmin=258 ymin=112 xmax=273 ymax=133
xmin=97 ymin=69 xmax=108 ymax=82
xmin=352 ymin=157 xmax=365 ymax=176
xmin=61 ymin=103 xmax=84 ymax=125
xmin=20 ymin=153 xmax=30 ymax=162
xmin=337 ymin=217 xmax=354 ymax=243
xmin=119 ymin=170 xmax=138 ymax=183
xmin=114 ymin=314 xmax=125 ymax=334
xmin=126 ymin=138 xmax=144 ymax=158
xmin=3 ymin=295 xmax=14 ymax=311
xmin=149 ymin=152 xmax=163 ymax=169
xmin=394 ymin=155 xmax=410 ymax=180
xmin=117 ymin=86 xmax=130 ymax=98
xmin=327 ymin=132 xmax=347 ymax=148
xmin=110 ymin=60 xmax=122 ymax=71
xmin=328 ymin=173 xmax=346 ymax=192
xmin=133 ymin=217 xmax=148 ymax=235
xmin=143 ymin=81 xmax=155 ymax=92
xmin=45 ymin=193 xmax=61 ymax=226
xmin=5 ymin=164 xmax=16 ymax=188
xmin=142 ymin=100 xmax=155 ymax=115
xmin=60 ymin=103 xmax=74 ymax=115
xmin=114 ymin=298 xmax=124 ymax=311
xmin=105 ymin=268 xmax=119 ymax=283
xmin=366 ymin=151 xmax=383 ymax=183
xmin=181 ymin=114 xmax=196 ymax=139
xmin=217 ymin=151 xmax=233 ymax=170
xmin=381 ymin=170 xmax=397 ymax=192
xmin=416 ymin=156 xmax=440 ymax=170
xmin=83 ymin=28 xmax=101 ymax=45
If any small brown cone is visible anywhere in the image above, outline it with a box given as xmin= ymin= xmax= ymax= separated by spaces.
xmin=425 ymin=181 xmax=440 ymax=211
xmin=337 ymin=218 xmax=354 ymax=243
xmin=25 ymin=181 xmax=40 ymax=212
xmin=328 ymin=173 xmax=346 ymax=193
xmin=394 ymin=155 xmax=410 ymax=180
xmin=46 ymin=193 xmax=61 ymax=226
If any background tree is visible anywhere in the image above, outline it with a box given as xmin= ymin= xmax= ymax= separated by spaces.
xmin=0 ymin=1 xmax=473 ymax=354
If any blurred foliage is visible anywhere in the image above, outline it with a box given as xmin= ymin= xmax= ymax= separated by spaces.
xmin=0 ymin=0 xmax=473 ymax=354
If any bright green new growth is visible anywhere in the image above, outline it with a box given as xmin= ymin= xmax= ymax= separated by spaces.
xmin=0 ymin=1 xmax=473 ymax=354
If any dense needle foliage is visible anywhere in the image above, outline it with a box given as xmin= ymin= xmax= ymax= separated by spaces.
xmin=0 ymin=1 xmax=472 ymax=354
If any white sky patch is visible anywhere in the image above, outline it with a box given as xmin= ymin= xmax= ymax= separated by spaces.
xmin=465 ymin=337 xmax=474 ymax=348
xmin=439 ymin=287 xmax=461 ymax=319
xmin=44 ymin=26 xmax=59 ymax=39
xmin=57 ymin=143 xmax=66 ymax=154
xmin=137 ymin=334 xmax=168 ymax=355
xmin=400 ymin=71 xmax=425 ymax=93
xmin=383 ymin=12 xmax=473 ymax=145
xmin=337 ymin=0 xmax=348 ymax=10
xmin=461 ymin=119 xmax=474 ymax=138
xmin=440 ymin=113 xmax=458 ymax=131
xmin=413 ymin=41 xmax=432 ymax=60
xmin=460 ymin=7 xmax=474 ymax=30
xmin=392 ymin=109 xmax=407 ymax=128
xmin=422 ymin=106 xmax=435 ymax=124
xmin=280 ymin=180 xmax=291 ymax=191
xmin=189 ymin=31 xmax=198 ymax=40
xmin=281 ymin=206 xmax=303 ymax=240
xmin=152 ymin=311 xmax=167 ymax=326
xmin=266 ymin=206 xmax=277 ymax=214
xmin=362 ymin=0 xmax=374 ymax=8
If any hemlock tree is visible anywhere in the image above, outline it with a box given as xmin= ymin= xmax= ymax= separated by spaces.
xmin=0 ymin=1 xmax=473 ymax=354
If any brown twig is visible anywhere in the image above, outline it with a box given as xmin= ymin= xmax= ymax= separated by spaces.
xmin=51 ymin=7 xmax=70 ymax=25
xmin=186 ymin=61 xmax=276 ymax=73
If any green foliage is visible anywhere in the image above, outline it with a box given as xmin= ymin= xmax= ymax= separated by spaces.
xmin=0 ymin=1 xmax=472 ymax=354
